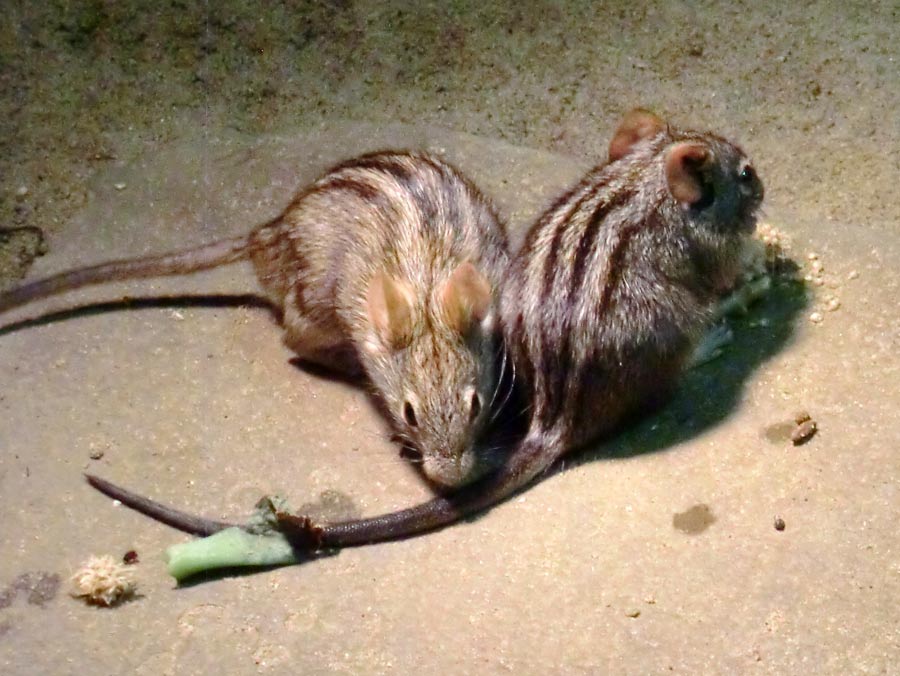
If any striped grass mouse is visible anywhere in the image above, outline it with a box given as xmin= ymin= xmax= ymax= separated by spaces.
xmin=1 ymin=151 xmax=511 ymax=488
xmin=86 ymin=110 xmax=765 ymax=549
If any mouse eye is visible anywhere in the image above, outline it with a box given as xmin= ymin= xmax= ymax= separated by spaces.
xmin=402 ymin=401 xmax=418 ymax=427
xmin=739 ymin=165 xmax=756 ymax=184
xmin=469 ymin=391 xmax=482 ymax=421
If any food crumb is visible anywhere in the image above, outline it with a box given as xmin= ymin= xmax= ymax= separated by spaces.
xmin=774 ymin=517 xmax=786 ymax=531
xmin=71 ymin=555 xmax=136 ymax=607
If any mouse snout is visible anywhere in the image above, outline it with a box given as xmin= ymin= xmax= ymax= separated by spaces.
xmin=421 ymin=450 xmax=478 ymax=489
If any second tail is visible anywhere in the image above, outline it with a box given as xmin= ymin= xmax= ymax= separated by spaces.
xmin=0 ymin=234 xmax=251 ymax=314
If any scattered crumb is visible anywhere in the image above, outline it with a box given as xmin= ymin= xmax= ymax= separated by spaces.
xmin=774 ymin=517 xmax=786 ymax=531
xmin=122 ymin=550 xmax=139 ymax=565
xmin=800 ymin=247 xmax=849 ymax=322
xmin=625 ymin=609 xmax=641 ymax=618
xmin=71 ymin=555 xmax=136 ymax=607
xmin=754 ymin=222 xmax=792 ymax=273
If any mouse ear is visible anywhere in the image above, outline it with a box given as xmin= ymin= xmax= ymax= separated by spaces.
xmin=665 ymin=142 xmax=712 ymax=206
xmin=608 ymin=109 xmax=666 ymax=162
xmin=439 ymin=262 xmax=493 ymax=336
xmin=367 ymin=271 xmax=416 ymax=349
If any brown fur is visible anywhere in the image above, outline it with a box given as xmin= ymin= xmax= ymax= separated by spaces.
xmin=85 ymin=112 xmax=766 ymax=550
xmin=2 ymin=151 xmax=511 ymax=488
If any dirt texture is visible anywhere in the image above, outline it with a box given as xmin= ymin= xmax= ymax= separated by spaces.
xmin=1 ymin=2 xmax=898 ymax=674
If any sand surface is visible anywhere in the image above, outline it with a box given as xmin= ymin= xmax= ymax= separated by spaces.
xmin=1 ymin=2 xmax=898 ymax=674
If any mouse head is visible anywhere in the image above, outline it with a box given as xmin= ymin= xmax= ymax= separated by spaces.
xmin=663 ymin=134 xmax=764 ymax=235
xmin=662 ymin=126 xmax=765 ymax=292
xmin=365 ymin=262 xmax=499 ymax=489
xmin=609 ymin=109 xmax=765 ymax=291
xmin=608 ymin=110 xmax=765 ymax=233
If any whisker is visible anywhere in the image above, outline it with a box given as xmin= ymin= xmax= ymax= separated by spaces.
xmin=487 ymin=343 xmax=509 ymax=411
xmin=490 ymin=354 xmax=517 ymax=424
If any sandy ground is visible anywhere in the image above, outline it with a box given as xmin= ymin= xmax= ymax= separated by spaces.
xmin=1 ymin=2 xmax=898 ymax=674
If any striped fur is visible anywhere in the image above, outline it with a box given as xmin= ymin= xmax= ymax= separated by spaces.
xmin=248 ymin=151 xmax=511 ymax=487
xmin=1 ymin=151 xmax=511 ymax=489
xmin=310 ymin=113 xmax=765 ymax=546
xmin=84 ymin=114 xmax=767 ymax=550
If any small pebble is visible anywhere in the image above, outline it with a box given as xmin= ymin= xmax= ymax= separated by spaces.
xmin=813 ymin=277 xmax=825 ymax=287
xmin=114 ymin=182 xmax=127 ymax=191
xmin=811 ymin=260 xmax=824 ymax=273
xmin=807 ymin=252 xmax=818 ymax=261
xmin=89 ymin=450 xmax=104 ymax=460
xmin=625 ymin=609 xmax=641 ymax=618
xmin=15 ymin=186 xmax=29 ymax=198
xmin=825 ymin=298 xmax=841 ymax=312
xmin=122 ymin=550 xmax=139 ymax=565
xmin=809 ymin=311 xmax=824 ymax=323
xmin=774 ymin=517 xmax=786 ymax=531
xmin=847 ymin=270 xmax=859 ymax=280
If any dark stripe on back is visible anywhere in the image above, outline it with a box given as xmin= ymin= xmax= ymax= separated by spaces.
xmin=569 ymin=185 xmax=637 ymax=295
xmin=331 ymin=152 xmax=415 ymax=182
xmin=537 ymin=330 xmax=572 ymax=430
xmin=314 ymin=176 xmax=380 ymax=201
xmin=539 ymin=184 xmax=589 ymax=300
xmin=349 ymin=152 xmax=446 ymax=228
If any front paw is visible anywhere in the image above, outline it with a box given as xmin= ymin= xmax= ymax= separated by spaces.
xmin=689 ymin=323 xmax=734 ymax=367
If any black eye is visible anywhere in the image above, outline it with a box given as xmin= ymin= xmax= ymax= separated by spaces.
xmin=739 ymin=165 xmax=756 ymax=183
xmin=402 ymin=401 xmax=418 ymax=427
xmin=469 ymin=392 xmax=482 ymax=421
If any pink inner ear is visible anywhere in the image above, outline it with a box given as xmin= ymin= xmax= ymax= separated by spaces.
xmin=440 ymin=262 xmax=492 ymax=335
xmin=665 ymin=142 xmax=711 ymax=206
xmin=367 ymin=271 xmax=415 ymax=349
xmin=608 ymin=109 xmax=666 ymax=162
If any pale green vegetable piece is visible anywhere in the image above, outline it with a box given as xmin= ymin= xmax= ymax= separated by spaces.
xmin=165 ymin=527 xmax=300 ymax=582
xmin=163 ymin=495 xmax=306 ymax=582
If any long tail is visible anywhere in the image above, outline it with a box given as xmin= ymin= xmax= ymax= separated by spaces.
xmin=317 ymin=432 xmax=559 ymax=547
xmin=84 ymin=431 xmax=563 ymax=548
xmin=85 ymin=474 xmax=234 ymax=536
xmin=0 ymin=234 xmax=251 ymax=314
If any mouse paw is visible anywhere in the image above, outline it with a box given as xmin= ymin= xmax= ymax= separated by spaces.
xmin=715 ymin=273 xmax=773 ymax=318
xmin=689 ymin=323 xmax=734 ymax=368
